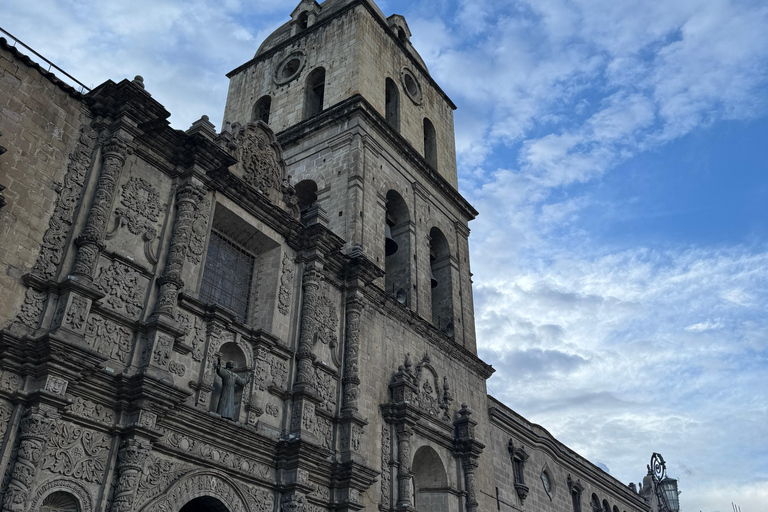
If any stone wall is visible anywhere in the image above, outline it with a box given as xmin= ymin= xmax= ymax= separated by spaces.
xmin=0 ymin=41 xmax=88 ymax=328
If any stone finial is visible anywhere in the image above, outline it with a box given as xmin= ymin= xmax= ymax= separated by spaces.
xmin=133 ymin=75 xmax=145 ymax=89
xmin=186 ymin=115 xmax=217 ymax=141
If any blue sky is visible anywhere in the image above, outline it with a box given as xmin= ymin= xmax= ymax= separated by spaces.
xmin=3 ymin=0 xmax=768 ymax=510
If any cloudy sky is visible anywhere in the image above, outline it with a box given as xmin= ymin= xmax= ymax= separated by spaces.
xmin=4 ymin=0 xmax=768 ymax=510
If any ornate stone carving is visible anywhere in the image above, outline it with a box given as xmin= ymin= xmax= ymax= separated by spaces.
xmin=270 ymin=356 xmax=288 ymax=389
xmin=66 ymin=396 xmax=115 ymax=425
xmin=113 ymin=177 xmax=163 ymax=236
xmin=111 ymin=439 xmax=152 ymax=512
xmin=64 ymin=296 xmax=89 ymax=331
xmin=96 ymin=260 xmax=146 ymax=319
xmin=3 ymin=411 xmax=56 ymax=512
xmin=191 ymin=316 xmax=206 ymax=362
xmin=278 ymin=253 xmax=294 ymax=315
xmin=395 ymin=425 xmax=413 ymax=508
xmin=143 ymin=473 xmax=247 ymax=512
xmin=84 ymin=313 xmax=132 ymax=363
xmin=41 ymin=421 xmax=111 ymax=484
xmin=315 ymin=415 xmax=333 ymax=450
xmin=312 ymin=368 xmax=336 ymax=413
xmin=134 ymin=455 xmax=194 ymax=508
xmin=342 ymin=298 xmax=363 ymax=411
xmin=228 ymin=123 xmax=284 ymax=197
xmin=152 ymin=335 xmax=173 ymax=370
xmin=380 ymin=425 xmax=391 ymax=510
xmin=153 ymin=182 xmax=207 ymax=318
xmin=43 ymin=376 xmax=68 ymax=397
xmin=186 ymin=198 xmax=211 ymax=265
xmin=265 ymin=403 xmax=280 ymax=417
xmin=0 ymin=371 xmax=22 ymax=394
xmin=0 ymin=402 xmax=13 ymax=441
xmin=313 ymin=296 xmax=338 ymax=347
xmin=244 ymin=485 xmax=275 ymax=512
xmin=32 ymin=126 xmax=98 ymax=279
xmin=159 ymin=431 xmax=274 ymax=481
xmin=28 ymin=479 xmax=94 ymax=512
xmin=72 ymin=135 xmax=132 ymax=280
xmin=296 ymin=271 xmax=321 ymax=385
xmin=16 ymin=287 xmax=48 ymax=328
xmin=168 ymin=360 xmax=186 ymax=377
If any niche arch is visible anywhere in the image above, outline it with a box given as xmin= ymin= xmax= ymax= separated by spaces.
xmin=31 ymin=480 xmax=93 ymax=512
xmin=139 ymin=470 xmax=250 ymax=512
xmin=385 ymin=78 xmax=400 ymax=132
xmin=209 ymin=340 xmax=250 ymax=421
xmin=384 ymin=190 xmax=412 ymax=306
xmin=252 ymin=96 xmax=271 ymax=124
xmin=423 ymin=118 xmax=437 ymax=170
xmin=411 ymin=445 xmax=451 ymax=512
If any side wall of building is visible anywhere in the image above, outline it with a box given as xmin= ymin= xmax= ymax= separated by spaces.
xmin=0 ymin=42 xmax=88 ymax=328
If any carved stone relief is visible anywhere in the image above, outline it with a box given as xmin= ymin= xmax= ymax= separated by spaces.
xmin=265 ymin=403 xmax=280 ymax=417
xmin=113 ymin=176 xmax=163 ymax=236
xmin=28 ymin=479 xmax=94 ymax=512
xmin=244 ymin=485 xmax=275 ymax=512
xmin=313 ymin=295 xmax=338 ymax=347
xmin=0 ymin=371 xmax=22 ymax=394
xmin=0 ymin=401 xmax=13 ymax=441
xmin=65 ymin=396 xmax=115 ymax=426
xmin=31 ymin=126 xmax=99 ymax=279
xmin=278 ymin=253 xmax=295 ymax=315
xmin=3 ymin=411 xmax=57 ymax=511
xmin=160 ymin=431 xmax=274 ymax=481
xmin=228 ymin=123 xmax=284 ymax=198
xmin=95 ymin=259 xmax=147 ymax=319
xmin=84 ymin=313 xmax=132 ymax=364
xmin=41 ymin=421 xmax=111 ymax=484
xmin=380 ymin=425 xmax=391 ymax=510
xmin=16 ymin=287 xmax=48 ymax=328
xmin=64 ymin=296 xmax=89 ymax=331
xmin=43 ymin=376 xmax=68 ymax=397
xmin=143 ymin=472 xmax=247 ymax=512
xmin=186 ymin=198 xmax=211 ymax=265
xmin=134 ymin=455 xmax=194 ymax=509
xmin=311 ymin=368 xmax=337 ymax=414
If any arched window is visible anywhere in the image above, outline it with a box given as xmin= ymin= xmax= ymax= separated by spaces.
xmin=384 ymin=190 xmax=411 ymax=306
xmin=590 ymin=494 xmax=601 ymax=512
xmin=297 ymin=11 xmax=309 ymax=31
xmin=423 ymin=118 xmax=437 ymax=170
xmin=179 ymin=496 xmax=231 ymax=512
xmin=602 ymin=500 xmax=611 ymax=512
xmin=397 ymin=27 xmax=407 ymax=43
xmin=294 ymin=179 xmax=318 ymax=212
xmin=412 ymin=446 xmax=449 ymax=511
xmin=252 ymin=95 xmax=271 ymax=124
xmin=430 ymin=227 xmax=453 ymax=335
xmin=385 ymin=78 xmax=400 ymax=132
xmin=305 ymin=67 xmax=326 ymax=120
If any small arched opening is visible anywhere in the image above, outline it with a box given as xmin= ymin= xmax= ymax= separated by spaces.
xmin=423 ymin=118 xmax=437 ymax=170
xmin=179 ymin=496 xmax=231 ymax=512
xmin=384 ymin=190 xmax=411 ymax=306
xmin=209 ymin=342 xmax=248 ymax=421
xmin=40 ymin=492 xmax=79 ymax=512
xmin=295 ymin=179 xmax=318 ymax=213
xmin=385 ymin=78 xmax=400 ymax=132
xmin=429 ymin=227 xmax=453 ymax=335
xmin=397 ymin=27 xmax=407 ymax=43
xmin=305 ymin=67 xmax=326 ymax=120
xmin=603 ymin=500 xmax=611 ymax=512
xmin=252 ymin=95 xmax=271 ymax=124
xmin=297 ymin=11 xmax=309 ymax=31
xmin=412 ymin=446 xmax=449 ymax=512
xmin=590 ymin=494 xmax=601 ymax=512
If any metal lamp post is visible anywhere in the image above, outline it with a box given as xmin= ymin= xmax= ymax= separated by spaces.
xmin=649 ymin=453 xmax=680 ymax=512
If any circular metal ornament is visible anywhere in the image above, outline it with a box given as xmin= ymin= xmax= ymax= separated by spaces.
xmin=651 ymin=452 xmax=666 ymax=482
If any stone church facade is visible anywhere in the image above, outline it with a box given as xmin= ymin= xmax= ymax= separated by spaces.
xmin=0 ymin=1 xmax=654 ymax=512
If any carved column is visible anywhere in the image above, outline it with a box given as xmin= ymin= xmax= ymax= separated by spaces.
xmin=454 ymin=404 xmax=482 ymax=512
xmin=296 ymin=268 xmax=322 ymax=387
xmin=71 ymin=135 xmax=131 ymax=281
xmin=153 ymin=182 xmax=206 ymax=317
xmin=395 ymin=425 xmax=413 ymax=509
xmin=2 ymin=410 xmax=56 ymax=512
xmin=110 ymin=438 xmax=151 ymax=512
xmin=341 ymin=297 xmax=363 ymax=412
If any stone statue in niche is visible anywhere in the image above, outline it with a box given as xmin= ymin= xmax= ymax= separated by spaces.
xmin=215 ymin=357 xmax=252 ymax=420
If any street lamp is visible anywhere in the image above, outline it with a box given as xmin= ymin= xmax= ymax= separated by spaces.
xmin=659 ymin=477 xmax=680 ymax=512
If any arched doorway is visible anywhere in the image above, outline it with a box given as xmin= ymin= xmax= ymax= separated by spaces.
xmin=412 ymin=446 xmax=450 ymax=511
xmin=179 ymin=496 xmax=230 ymax=512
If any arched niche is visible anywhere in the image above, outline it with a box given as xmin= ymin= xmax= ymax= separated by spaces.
xmin=179 ymin=497 xmax=230 ymax=512
xmin=40 ymin=491 xmax=80 ymax=512
xmin=385 ymin=78 xmax=400 ymax=132
xmin=423 ymin=118 xmax=437 ymax=170
xmin=412 ymin=446 xmax=450 ymax=512
xmin=602 ymin=500 xmax=611 ymax=512
xmin=252 ymin=96 xmax=271 ymax=125
xmin=294 ymin=179 xmax=318 ymax=213
xmin=209 ymin=341 xmax=248 ymax=421
xmin=30 ymin=480 xmax=93 ymax=512
xmin=305 ymin=67 xmax=326 ymax=120
xmin=384 ymin=190 xmax=411 ymax=306
xmin=429 ymin=227 xmax=453 ymax=335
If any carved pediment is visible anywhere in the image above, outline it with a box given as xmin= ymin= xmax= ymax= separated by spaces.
xmin=220 ymin=121 xmax=298 ymax=215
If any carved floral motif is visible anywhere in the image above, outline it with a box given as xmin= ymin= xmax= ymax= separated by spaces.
xmin=229 ymin=124 xmax=284 ymax=197
xmin=96 ymin=260 xmax=146 ymax=319
xmin=84 ymin=314 xmax=132 ymax=363
xmin=380 ymin=425 xmax=391 ymax=509
xmin=41 ymin=421 xmax=111 ymax=484
xmin=278 ymin=253 xmax=294 ymax=315
xmin=16 ymin=287 xmax=48 ymax=328
xmin=143 ymin=473 xmax=245 ymax=512
xmin=114 ymin=177 xmax=163 ymax=235
xmin=65 ymin=396 xmax=115 ymax=426
xmin=64 ymin=296 xmax=89 ymax=331
xmin=186 ymin=198 xmax=210 ymax=265
xmin=134 ymin=455 xmax=194 ymax=508
xmin=312 ymin=368 xmax=336 ymax=413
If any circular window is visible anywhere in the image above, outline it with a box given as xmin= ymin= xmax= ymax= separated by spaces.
xmin=400 ymin=67 xmax=422 ymax=104
xmin=274 ymin=51 xmax=306 ymax=85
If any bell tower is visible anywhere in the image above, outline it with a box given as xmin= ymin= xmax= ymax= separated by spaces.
xmin=224 ymin=0 xmax=478 ymax=350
